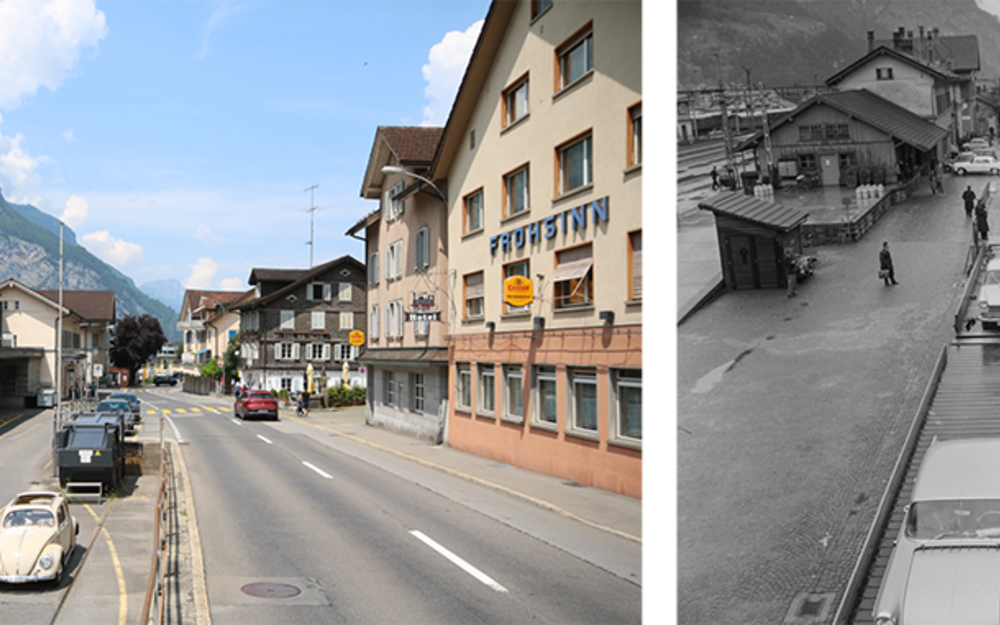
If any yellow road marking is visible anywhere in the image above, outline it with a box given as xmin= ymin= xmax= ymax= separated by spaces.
xmin=84 ymin=504 xmax=128 ymax=625
xmin=161 ymin=410 xmax=171 ymax=414
xmin=145 ymin=409 xmax=157 ymax=414
xmin=189 ymin=408 xmax=201 ymax=413
xmin=175 ymin=408 xmax=187 ymax=413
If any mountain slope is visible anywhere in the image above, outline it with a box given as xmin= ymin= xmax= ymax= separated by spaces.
xmin=0 ymin=194 xmax=180 ymax=341
xmin=140 ymin=278 xmax=185 ymax=312
xmin=678 ymin=0 xmax=1000 ymax=89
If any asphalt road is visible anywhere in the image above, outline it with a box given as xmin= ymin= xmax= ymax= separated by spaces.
xmin=677 ymin=175 xmax=984 ymax=622
xmin=146 ymin=389 xmax=641 ymax=624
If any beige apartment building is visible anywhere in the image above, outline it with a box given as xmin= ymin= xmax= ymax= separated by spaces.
xmin=349 ymin=126 xmax=450 ymax=441
xmin=429 ymin=0 xmax=642 ymax=497
xmin=176 ymin=289 xmax=247 ymax=376
xmin=0 ymin=279 xmax=115 ymax=407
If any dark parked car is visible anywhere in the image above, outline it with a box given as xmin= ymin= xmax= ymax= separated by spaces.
xmin=234 ymin=390 xmax=279 ymax=421
xmin=153 ymin=374 xmax=177 ymax=386
xmin=107 ymin=392 xmax=140 ymax=420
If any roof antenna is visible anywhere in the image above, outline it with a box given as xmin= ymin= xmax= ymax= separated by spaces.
xmin=304 ymin=184 xmax=319 ymax=268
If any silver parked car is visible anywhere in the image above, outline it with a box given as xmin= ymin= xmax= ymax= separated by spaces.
xmin=953 ymin=155 xmax=1000 ymax=175
xmin=873 ymin=438 xmax=1000 ymax=624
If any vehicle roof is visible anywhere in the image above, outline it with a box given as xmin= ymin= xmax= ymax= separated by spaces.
xmin=987 ymin=258 xmax=1000 ymax=271
xmin=3 ymin=492 xmax=61 ymax=510
xmin=913 ymin=439 xmax=1000 ymax=500
xmin=248 ymin=390 xmax=273 ymax=396
xmin=109 ymin=392 xmax=136 ymax=398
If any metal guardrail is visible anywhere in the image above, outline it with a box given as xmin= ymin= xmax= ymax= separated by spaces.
xmin=141 ymin=417 xmax=168 ymax=625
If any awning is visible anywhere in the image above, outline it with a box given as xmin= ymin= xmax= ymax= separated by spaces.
xmin=195 ymin=348 xmax=210 ymax=355
xmin=551 ymin=258 xmax=593 ymax=283
xmin=357 ymin=347 xmax=448 ymax=365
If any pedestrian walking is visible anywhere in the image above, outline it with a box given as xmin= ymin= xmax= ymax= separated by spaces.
xmin=963 ymin=185 xmax=977 ymax=218
xmin=784 ymin=249 xmax=798 ymax=298
xmin=977 ymin=200 xmax=990 ymax=242
xmin=710 ymin=166 xmax=719 ymax=190
xmin=934 ymin=162 xmax=944 ymax=194
xmin=879 ymin=241 xmax=899 ymax=286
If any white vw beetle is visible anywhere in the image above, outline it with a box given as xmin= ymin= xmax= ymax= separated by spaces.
xmin=0 ymin=491 xmax=78 ymax=584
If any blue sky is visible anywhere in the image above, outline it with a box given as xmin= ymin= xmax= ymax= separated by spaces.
xmin=0 ymin=0 xmax=490 ymax=291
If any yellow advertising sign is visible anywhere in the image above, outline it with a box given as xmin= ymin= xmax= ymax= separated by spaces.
xmin=504 ymin=275 xmax=534 ymax=307
xmin=349 ymin=330 xmax=365 ymax=347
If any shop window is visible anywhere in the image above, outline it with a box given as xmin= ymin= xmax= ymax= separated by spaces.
xmin=557 ymin=132 xmax=592 ymax=194
xmin=478 ymin=363 xmax=495 ymax=415
xmin=533 ymin=365 xmax=558 ymax=425
xmin=628 ymin=102 xmax=676 ymax=167
xmin=613 ymin=369 xmax=676 ymax=440
xmin=464 ymin=271 xmax=484 ymax=319
xmin=553 ymin=244 xmax=593 ymax=309
xmin=503 ymin=165 xmax=530 ymax=218
xmin=568 ymin=367 xmax=597 ymax=432
xmin=464 ymin=189 xmax=484 ymax=234
xmin=628 ymin=230 xmax=677 ymax=300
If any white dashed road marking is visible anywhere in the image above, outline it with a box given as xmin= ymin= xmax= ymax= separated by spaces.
xmin=409 ymin=530 xmax=508 ymax=593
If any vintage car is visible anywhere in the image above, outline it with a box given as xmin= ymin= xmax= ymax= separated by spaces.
xmin=0 ymin=491 xmax=78 ymax=584
xmin=234 ymin=390 xmax=279 ymax=421
xmin=872 ymin=438 xmax=1000 ymax=624
xmin=963 ymin=137 xmax=992 ymax=152
xmin=953 ymin=155 xmax=1000 ymax=176
xmin=978 ymin=258 xmax=1000 ymax=329
xmin=943 ymin=151 xmax=975 ymax=173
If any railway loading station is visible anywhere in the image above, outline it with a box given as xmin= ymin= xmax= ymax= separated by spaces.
xmin=840 ymin=240 xmax=1000 ymax=623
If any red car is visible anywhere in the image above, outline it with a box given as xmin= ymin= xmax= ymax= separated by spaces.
xmin=234 ymin=390 xmax=279 ymax=421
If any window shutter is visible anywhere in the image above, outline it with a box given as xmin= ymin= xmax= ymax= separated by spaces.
xmin=292 ymin=343 xmax=301 ymax=360
xmin=465 ymin=272 xmax=484 ymax=299
xmin=385 ymin=248 xmax=391 ymax=280
xmin=323 ymin=283 xmax=332 ymax=301
xmin=274 ymin=343 xmax=281 ymax=360
xmin=306 ymin=285 xmax=313 ymax=301
xmin=384 ymin=190 xmax=393 ymax=219
xmin=370 ymin=253 xmax=379 ymax=284
xmin=323 ymin=344 xmax=330 ymax=361
xmin=395 ymin=242 xmax=403 ymax=277
xmin=396 ymin=300 xmax=404 ymax=337
xmin=631 ymin=230 xmax=676 ymax=299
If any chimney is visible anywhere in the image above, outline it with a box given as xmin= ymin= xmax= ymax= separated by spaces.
xmin=868 ymin=30 xmax=875 ymax=52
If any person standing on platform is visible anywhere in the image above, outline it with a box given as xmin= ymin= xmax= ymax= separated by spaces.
xmin=977 ymin=200 xmax=990 ymax=242
xmin=710 ymin=165 xmax=719 ymax=191
xmin=879 ymin=241 xmax=899 ymax=286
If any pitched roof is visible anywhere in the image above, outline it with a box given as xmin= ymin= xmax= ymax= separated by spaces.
xmin=181 ymin=289 xmax=246 ymax=315
xmin=236 ymin=255 xmax=365 ymax=311
xmin=698 ymin=191 xmax=808 ymax=233
xmin=248 ymin=268 xmax=311 ymax=285
xmin=736 ymin=89 xmax=949 ymax=153
xmin=36 ymin=289 xmax=116 ymax=322
xmin=825 ymin=45 xmax=957 ymax=86
xmin=380 ymin=126 xmax=444 ymax=164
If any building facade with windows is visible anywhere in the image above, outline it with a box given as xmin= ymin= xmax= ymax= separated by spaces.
xmin=232 ymin=256 xmax=367 ymax=395
xmin=176 ymin=289 xmax=247 ymax=376
xmin=0 ymin=279 xmax=115 ymax=407
xmin=429 ymin=0 xmax=642 ymax=497
xmin=349 ymin=126 xmax=450 ymax=442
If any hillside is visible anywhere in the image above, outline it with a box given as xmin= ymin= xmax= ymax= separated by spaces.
xmin=0 ymin=194 xmax=180 ymax=341
xmin=678 ymin=0 xmax=1000 ymax=89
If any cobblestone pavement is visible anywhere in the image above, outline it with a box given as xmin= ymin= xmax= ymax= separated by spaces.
xmin=677 ymin=174 xmax=976 ymax=623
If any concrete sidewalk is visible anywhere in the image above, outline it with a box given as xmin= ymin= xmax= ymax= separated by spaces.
xmin=280 ymin=403 xmax=642 ymax=543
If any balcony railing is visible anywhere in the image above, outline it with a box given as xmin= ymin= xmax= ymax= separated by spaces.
xmin=176 ymin=320 xmax=205 ymax=331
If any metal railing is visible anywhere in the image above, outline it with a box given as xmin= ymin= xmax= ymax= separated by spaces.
xmin=141 ymin=418 xmax=169 ymax=625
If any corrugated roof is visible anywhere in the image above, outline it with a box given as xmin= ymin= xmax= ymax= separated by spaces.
xmin=37 ymin=290 xmax=115 ymax=322
xmin=698 ymin=191 xmax=808 ymax=232
xmin=737 ymin=89 xmax=948 ymax=153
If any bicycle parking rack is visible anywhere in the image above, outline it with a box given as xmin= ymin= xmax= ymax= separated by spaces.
xmin=65 ymin=482 xmax=103 ymax=503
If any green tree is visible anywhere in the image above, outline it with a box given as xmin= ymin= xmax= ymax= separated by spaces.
xmin=200 ymin=357 xmax=222 ymax=380
xmin=222 ymin=333 xmax=241 ymax=383
xmin=109 ymin=314 xmax=167 ymax=386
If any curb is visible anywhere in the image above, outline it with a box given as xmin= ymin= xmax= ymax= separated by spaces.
xmin=169 ymin=439 xmax=212 ymax=625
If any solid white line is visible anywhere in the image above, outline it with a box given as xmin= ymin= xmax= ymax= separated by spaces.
xmin=257 ymin=434 xmax=273 ymax=445
xmin=302 ymin=461 xmax=332 ymax=479
xmin=164 ymin=415 xmax=184 ymax=444
xmin=409 ymin=530 xmax=508 ymax=593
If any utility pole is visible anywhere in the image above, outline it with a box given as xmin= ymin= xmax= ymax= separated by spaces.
xmin=304 ymin=184 xmax=319 ymax=268
xmin=715 ymin=53 xmax=737 ymax=188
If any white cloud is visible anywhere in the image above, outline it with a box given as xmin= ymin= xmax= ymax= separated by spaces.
xmin=198 ymin=1 xmax=249 ymax=59
xmin=185 ymin=257 xmax=218 ymax=289
xmin=0 ymin=0 xmax=107 ymax=110
xmin=60 ymin=195 xmax=88 ymax=227
xmin=62 ymin=129 xmax=75 ymax=142
xmin=421 ymin=20 xmax=483 ymax=126
xmin=80 ymin=230 xmax=144 ymax=269
xmin=219 ymin=277 xmax=245 ymax=290
xmin=194 ymin=223 xmax=219 ymax=245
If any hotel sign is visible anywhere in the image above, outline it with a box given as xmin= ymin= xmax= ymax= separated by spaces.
xmin=490 ymin=196 xmax=609 ymax=256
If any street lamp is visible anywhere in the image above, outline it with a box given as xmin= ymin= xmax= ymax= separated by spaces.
xmin=381 ymin=166 xmax=447 ymax=205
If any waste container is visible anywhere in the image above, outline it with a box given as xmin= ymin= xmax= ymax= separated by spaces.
xmin=740 ymin=171 xmax=759 ymax=195
xmin=36 ymin=389 xmax=55 ymax=408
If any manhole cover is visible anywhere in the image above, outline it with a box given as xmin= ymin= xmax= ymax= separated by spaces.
xmin=241 ymin=582 xmax=301 ymax=599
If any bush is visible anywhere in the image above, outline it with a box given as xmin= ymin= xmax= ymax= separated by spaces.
xmin=349 ymin=385 xmax=366 ymax=403
xmin=278 ymin=389 xmax=289 ymax=401
xmin=327 ymin=383 xmax=366 ymax=406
